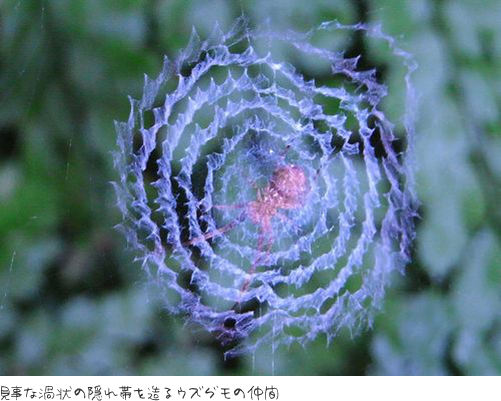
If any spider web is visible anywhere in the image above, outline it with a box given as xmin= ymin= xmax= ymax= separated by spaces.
xmin=113 ymin=17 xmax=418 ymax=357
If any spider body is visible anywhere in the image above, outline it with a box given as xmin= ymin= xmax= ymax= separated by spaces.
xmin=184 ymin=164 xmax=311 ymax=300
xmin=247 ymin=165 xmax=309 ymax=233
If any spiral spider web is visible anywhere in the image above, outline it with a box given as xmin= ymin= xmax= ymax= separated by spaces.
xmin=113 ymin=17 xmax=418 ymax=357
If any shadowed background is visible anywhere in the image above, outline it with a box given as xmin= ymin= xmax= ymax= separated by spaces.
xmin=0 ymin=0 xmax=499 ymax=375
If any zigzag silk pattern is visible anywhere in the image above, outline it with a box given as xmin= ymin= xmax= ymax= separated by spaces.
xmin=113 ymin=18 xmax=418 ymax=357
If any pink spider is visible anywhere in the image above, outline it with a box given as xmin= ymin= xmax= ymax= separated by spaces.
xmin=185 ymin=163 xmax=311 ymax=294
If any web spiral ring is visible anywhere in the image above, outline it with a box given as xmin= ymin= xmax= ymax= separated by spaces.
xmin=113 ymin=18 xmax=418 ymax=357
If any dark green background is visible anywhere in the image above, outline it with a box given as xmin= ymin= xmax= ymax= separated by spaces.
xmin=0 ymin=0 xmax=499 ymax=375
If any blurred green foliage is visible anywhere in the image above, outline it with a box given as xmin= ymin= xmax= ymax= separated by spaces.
xmin=0 ymin=0 xmax=499 ymax=375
